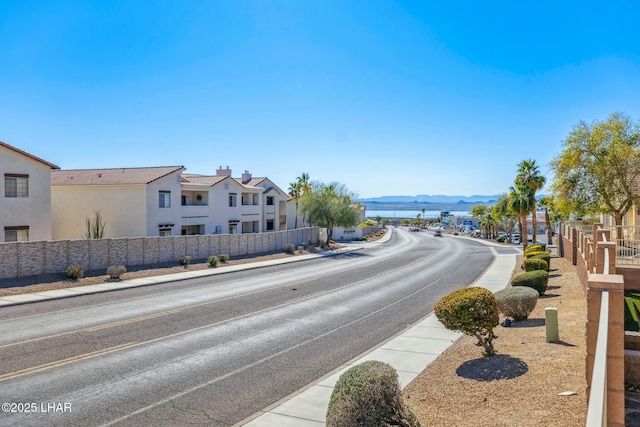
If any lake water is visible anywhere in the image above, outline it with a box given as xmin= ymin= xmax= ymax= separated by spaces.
xmin=366 ymin=209 xmax=471 ymax=219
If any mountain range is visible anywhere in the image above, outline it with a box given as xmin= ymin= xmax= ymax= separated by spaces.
xmin=359 ymin=195 xmax=501 ymax=204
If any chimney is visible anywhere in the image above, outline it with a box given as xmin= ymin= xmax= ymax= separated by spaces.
xmin=242 ymin=170 xmax=252 ymax=184
xmin=216 ymin=165 xmax=232 ymax=176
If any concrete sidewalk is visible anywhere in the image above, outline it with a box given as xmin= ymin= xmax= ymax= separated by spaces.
xmin=239 ymin=252 xmax=517 ymax=426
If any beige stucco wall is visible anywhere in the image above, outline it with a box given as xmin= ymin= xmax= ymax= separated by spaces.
xmin=52 ymin=185 xmax=148 ymax=239
xmin=0 ymin=145 xmax=54 ymax=241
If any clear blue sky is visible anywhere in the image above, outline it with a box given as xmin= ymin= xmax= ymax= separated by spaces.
xmin=2 ymin=1 xmax=639 ymax=199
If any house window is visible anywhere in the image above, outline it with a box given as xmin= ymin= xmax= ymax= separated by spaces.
xmin=181 ymin=195 xmax=187 ymax=206
xmin=266 ymin=196 xmax=274 ymax=206
xmin=266 ymin=219 xmax=274 ymax=231
xmin=229 ymin=223 xmax=237 ymax=234
xmin=159 ymin=191 xmax=171 ymax=208
xmin=229 ymin=193 xmax=237 ymax=207
xmin=5 ymin=174 xmax=29 ymax=198
xmin=5 ymin=226 xmax=29 ymax=242
xmin=159 ymin=228 xmax=172 ymax=237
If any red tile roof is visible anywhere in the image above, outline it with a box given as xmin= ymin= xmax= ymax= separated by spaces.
xmin=51 ymin=166 xmax=185 ymax=186
xmin=0 ymin=140 xmax=60 ymax=169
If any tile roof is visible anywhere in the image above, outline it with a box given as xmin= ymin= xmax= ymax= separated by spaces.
xmin=0 ymin=140 xmax=60 ymax=169
xmin=51 ymin=166 xmax=185 ymax=186
xmin=181 ymin=174 xmax=228 ymax=187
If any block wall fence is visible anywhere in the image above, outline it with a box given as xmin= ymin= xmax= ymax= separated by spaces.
xmin=0 ymin=227 xmax=320 ymax=280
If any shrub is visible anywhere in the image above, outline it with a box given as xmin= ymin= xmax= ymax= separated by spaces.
xmin=434 ymin=287 xmax=499 ymax=356
xmin=495 ymin=287 xmax=538 ymax=322
xmin=283 ymin=243 xmax=296 ymax=254
xmin=525 ymin=250 xmax=548 ymax=258
xmin=326 ymin=360 xmax=421 ymax=427
xmin=511 ymin=270 xmax=549 ymax=295
xmin=529 ymin=252 xmax=551 ymax=270
xmin=522 ymin=257 xmax=548 ymax=272
xmin=179 ymin=255 xmax=191 ymax=266
xmin=524 ymin=244 xmax=544 ymax=255
xmin=207 ymin=256 xmax=219 ymax=267
xmin=107 ymin=265 xmax=127 ymax=280
xmin=66 ymin=264 xmax=83 ymax=280
xmin=496 ymin=236 xmax=507 ymax=243
xmin=219 ymin=254 xmax=229 ymax=262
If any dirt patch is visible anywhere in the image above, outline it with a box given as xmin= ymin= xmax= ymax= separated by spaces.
xmin=403 ymin=254 xmax=588 ymax=427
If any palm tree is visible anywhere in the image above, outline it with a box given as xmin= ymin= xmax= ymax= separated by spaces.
xmin=538 ymin=196 xmax=555 ymax=245
xmin=296 ymin=173 xmax=311 ymax=227
xmin=509 ymin=184 xmax=536 ymax=249
xmin=516 ymin=159 xmax=546 ymax=244
xmin=288 ymin=181 xmax=301 ymax=229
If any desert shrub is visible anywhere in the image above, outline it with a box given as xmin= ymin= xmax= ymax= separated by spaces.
xmin=179 ymin=255 xmax=191 ymax=266
xmin=511 ymin=270 xmax=549 ymax=295
xmin=525 ymin=250 xmax=548 ymax=258
xmin=66 ymin=264 xmax=83 ymax=280
xmin=524 ymin=244 xmax=544 ymax=254
xmin=522 ymin=257 xmax=548 ymax=272
xmin=219 ymin=254 xmax=229 ymax=262
xmin=283 ymin=243 xmax=296 ymax=254
xmin=434 ymin=287 xmax=499 ymax=356
xmin=496 ymin=236 xmax=507 ymax=243
xmin=107 ymin=265 xmax=127 ymax=280
xmin=326 ymin=360 xmax=421 ymax=427
xmin=495 ymin=287 xmax=539 ymax=322
xmin=531 ymin=252 xmax=551 ymax=269
xmin=207 ymin=256 xmax=219 ymax=267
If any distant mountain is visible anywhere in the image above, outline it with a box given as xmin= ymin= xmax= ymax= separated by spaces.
xmin=360 ymin=194 xmax=501 ymax=204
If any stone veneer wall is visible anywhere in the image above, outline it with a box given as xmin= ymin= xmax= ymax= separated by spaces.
xmin=0 ymin=227 xmax=319 ymax=280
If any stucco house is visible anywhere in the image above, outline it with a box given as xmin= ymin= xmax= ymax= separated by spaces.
xmin=51 ymin=166 xmax=185 ymax=239
xmin=1 ymin=141 xmax=60 ymax=242
xmin=51 ymin=165 xmax=290 ymax=239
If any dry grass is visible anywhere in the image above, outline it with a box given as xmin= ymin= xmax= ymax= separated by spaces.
xmin=403 ymin=254 xmax=588 ymax=427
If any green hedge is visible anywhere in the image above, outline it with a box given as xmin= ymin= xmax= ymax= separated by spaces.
xmin=511 ymin=270 xmax=549 ymax=295
xmin=523 ymin=257 xmax=548 ymax=272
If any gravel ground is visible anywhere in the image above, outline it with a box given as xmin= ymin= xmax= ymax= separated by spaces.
xmin=403 ymin=254 xmax=588 ymax=427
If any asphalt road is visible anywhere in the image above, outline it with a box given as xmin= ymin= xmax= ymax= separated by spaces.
xmin=0 ymin=229 xmax=506 ymax=426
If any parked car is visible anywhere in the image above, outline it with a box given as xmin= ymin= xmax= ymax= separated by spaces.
xmin=434 ymin=229 xmax=442 ymax=237
xmin=511 ymin=234 xmax=520 ymax=244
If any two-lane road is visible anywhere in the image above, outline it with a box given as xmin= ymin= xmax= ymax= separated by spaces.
xmin=0 ymin=228 xmax=514 ymax=426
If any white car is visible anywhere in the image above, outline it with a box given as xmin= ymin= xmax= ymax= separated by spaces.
xmin=434 ymin=229 xmax=442 ymax=237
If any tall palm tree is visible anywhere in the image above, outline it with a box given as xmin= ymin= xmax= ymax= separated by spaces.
xmin=538 ymin=196 xmax=555 ymax=245
xmin=288 ymin=181 xmax=301 ymax=229
xmin=296 ymin=173 xmax=311 ymax=227
xmin=516 ymin=159 xmax=546 ymax=244
xmin=509 ymin=184 xmax=536 ymax=249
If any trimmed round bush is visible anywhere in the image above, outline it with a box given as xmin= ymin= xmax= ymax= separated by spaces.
xmin=207 ymin=256 xmax=219 ymax=267
xmin=326 ymin=360 xmax=420 ymax=427
xmin=523 ymin=257 xmax=548 ymax=272
xmin=511 ymin=270 xmax=549 ymax=295
xmin=435 ymin=287 xmax=499 ymax=356
xmin=107 ymin=265 xmax=127 ymax=280
xmin=530 ymin=253 xmax=551 ymax=270
xmin=525 ymin=250 xmax=548 ymax=258
xmin=219 ymin=254 xmax=229 ymax=262
xmin=283 ymin=243 xmax=296 ymax=254
xmin=495 ymin=286 xmax=539 ymax=322
xmin=524 ymin=244 xmax=546 ymax=255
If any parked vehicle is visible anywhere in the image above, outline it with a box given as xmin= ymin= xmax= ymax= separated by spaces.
xmin=511 ymin=234 xmax=520 ymax=244
xmin=434 ymin=229 xmax=442 ymax=237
